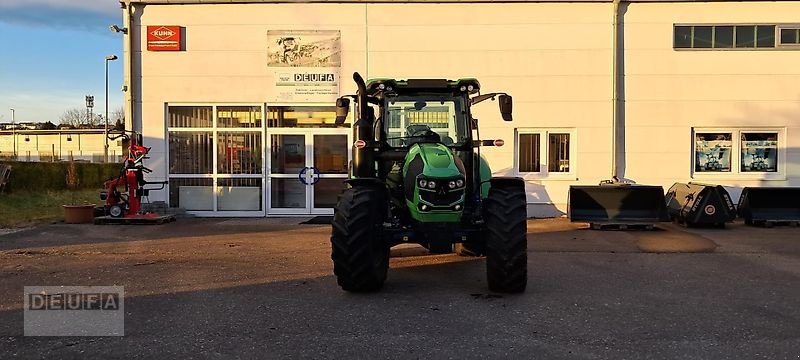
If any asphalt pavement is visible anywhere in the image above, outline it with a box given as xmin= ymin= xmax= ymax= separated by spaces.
xmin=0 ymin=218 xmax=798 ymax=359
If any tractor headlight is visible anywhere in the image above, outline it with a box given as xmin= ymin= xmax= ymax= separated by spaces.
xmin=459 ymin=85 xmax=467 ymax=92
xmin=467 ymin=85 xmax=474 ymax=92
xmin=448 ymin=180 xmax=456 ymax=189
xmin=456 ymin=179 xmax=464 ymax=187
xmin=427 ymin=181 xmax=436 ymax=189
xmin=419 ymin=179 xmax=427 ymax=188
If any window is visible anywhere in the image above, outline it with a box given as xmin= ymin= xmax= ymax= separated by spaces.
xmin=779 ymin=26 xmax=800 ymax=45
xmin=516 ymin=128 xmax=575 ymax=177
xmin=518 ymin=133 xmax=540 ymax=172
xmin=756 ymin=25 xmax=776 ymax=48
xmin=167 ymin=105 xmax=264 ymax=212
xmin=548 ymin=133 xmax=571 ymax=173
xmin=692 ymin=128 xmax=785 ymax=178
xmin=735 ymin=26 xmax=756 ymax=48
xmin=384 ymin=97 xmax=466 ymax=148
xmin=674 ymin=24 xmax=779 ymax=49
xmin=714 ymin=26 xmax=734 ymax=48
xmin=740 ymin=132 xmax=779 ymax=172
xmin=267 ymin=106 xmax=345 ymax=128
xmin=694 ymin=132 xmax=732 ymax=172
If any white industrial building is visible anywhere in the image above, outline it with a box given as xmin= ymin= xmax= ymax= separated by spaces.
xmin=0 ymin=129 xmax=124 ymax=163
xmin=119 ymin=0 xmax=800 ymax=217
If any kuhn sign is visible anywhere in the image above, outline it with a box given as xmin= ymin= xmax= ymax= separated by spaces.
xmin=147 ymin=26 xmax=181 ymax=51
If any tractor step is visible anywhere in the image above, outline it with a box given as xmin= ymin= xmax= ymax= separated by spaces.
xmin=589 ymin=223 xmax=657 ymax=231
xmin=94 ymin=214 xmax=176 ymax=225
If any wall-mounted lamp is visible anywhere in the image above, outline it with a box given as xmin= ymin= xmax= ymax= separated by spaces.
xmin=24 ymin=135 xmax=30 ymax=142
xmin=66 ymin=135 xmax=73 ymax=142
xmin=109 ymin=24 xmax=128 ymax=34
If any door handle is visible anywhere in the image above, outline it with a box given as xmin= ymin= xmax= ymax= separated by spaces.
xmin=299 ymin=166 xmax=310 ymax=185
xmin=309 ymin=166 xmax=321 ymax=185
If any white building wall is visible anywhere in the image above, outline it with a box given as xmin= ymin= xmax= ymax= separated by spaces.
xmin=131 ymin=1 xmax=800 ymax=216
xmin=365 ymin=3 xmax=614 ymax=216
xmin=134 ymin=2 xmax=614 ymax=215
xmin=623 ymin=1 xmax=800 ymax=202
xmin=0 ymin=133 xmax=115 ymax=162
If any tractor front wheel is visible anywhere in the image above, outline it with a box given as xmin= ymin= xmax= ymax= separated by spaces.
xmin=331 ymin=185 xmax=389 ymax=292
xmin=484 ymin=180 xmax=528 ymax=293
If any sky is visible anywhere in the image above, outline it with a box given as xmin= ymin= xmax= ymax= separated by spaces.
xmin=0 ymin=0 xmax=123 ymax=124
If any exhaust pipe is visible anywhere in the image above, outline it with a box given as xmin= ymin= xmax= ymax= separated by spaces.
xmin=351 ymin=72 xmax=376 ymax=178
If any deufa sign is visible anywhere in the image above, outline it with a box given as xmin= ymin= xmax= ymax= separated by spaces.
xmin=147 ymin=26 xmax=181 ymax=51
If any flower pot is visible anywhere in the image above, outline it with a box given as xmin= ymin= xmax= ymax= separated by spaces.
xmin=63 ymin=204 xmax=96 ymax=224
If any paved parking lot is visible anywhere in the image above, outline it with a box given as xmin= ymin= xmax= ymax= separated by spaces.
xmin=0 ymin=218 xmax=798 ymax=359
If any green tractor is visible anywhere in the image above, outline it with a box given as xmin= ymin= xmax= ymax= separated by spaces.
xmin=331 ymin=72 xmax=527 ymax=293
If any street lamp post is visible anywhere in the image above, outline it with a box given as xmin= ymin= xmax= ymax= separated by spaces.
xmin=105 ymin=55 xmax=118 ymax=162
xmin=9 ymin=108 xmax=15 ymax=160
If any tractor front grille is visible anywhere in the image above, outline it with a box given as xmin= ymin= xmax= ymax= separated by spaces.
xmin=419 ymin=188 xmax=464 ymax=206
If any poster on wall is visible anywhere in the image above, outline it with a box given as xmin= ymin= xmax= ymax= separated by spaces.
xmin=267 ymin=30 xmax=341 ymax=103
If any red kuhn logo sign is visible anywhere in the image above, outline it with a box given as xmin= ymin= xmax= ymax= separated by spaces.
xmin=147 ymin=26 xmax=181 ymax=51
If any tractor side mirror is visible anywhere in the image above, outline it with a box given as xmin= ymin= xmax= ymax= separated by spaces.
xmin=498 ymin=94 xmax=512 ymax=121
xmin=335 ymin=97 xmax=350 ymax=124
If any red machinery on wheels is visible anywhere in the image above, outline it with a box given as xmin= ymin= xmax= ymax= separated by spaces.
xmin=95 ymin=131 xmax=174 ymax=224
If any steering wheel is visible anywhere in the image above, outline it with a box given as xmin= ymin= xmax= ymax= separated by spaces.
xmin=407 ymin=125 xmax=441 ymax=143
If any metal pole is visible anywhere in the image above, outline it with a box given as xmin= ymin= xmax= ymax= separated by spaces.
xmin=611 ymin=0 xmax=621 ymax=179
xmin=105 ymin=58 xmax=109 ymax=162
xmin=9 ymin=108 xmax=15 ymax=160
xmin=104 ymin=55 xmax=117 ymax=163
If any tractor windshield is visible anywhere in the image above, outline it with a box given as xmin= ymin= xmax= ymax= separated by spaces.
xmin=383 ymin=96 xmax=467 ymax=148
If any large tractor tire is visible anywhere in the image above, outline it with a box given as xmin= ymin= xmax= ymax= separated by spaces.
xmin=484 ymin=179 xmax=528 ymax=293
xmin=331 ymin=185 xmax=390 ymax=292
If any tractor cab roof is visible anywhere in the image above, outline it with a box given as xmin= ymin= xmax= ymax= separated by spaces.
xmin=366 ymin=78 xmax=480 ymax=97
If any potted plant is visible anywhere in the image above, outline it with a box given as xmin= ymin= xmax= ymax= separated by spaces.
xmin=62 ymin=157 xmax=95 ymax=224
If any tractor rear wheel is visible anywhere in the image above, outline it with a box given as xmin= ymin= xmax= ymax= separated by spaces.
xmin=331 ymin=185 xmax=389 ymax=292
xmin=484 ymin=180 xmax=528 ymax=293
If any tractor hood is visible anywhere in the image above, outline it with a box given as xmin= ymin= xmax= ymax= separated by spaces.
xmin=402 ymin=143 xmax=466 ymax=223
xmin=404 ymin=143 xmax=464 ymax=179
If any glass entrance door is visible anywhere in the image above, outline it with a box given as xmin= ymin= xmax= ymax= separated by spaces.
xmin=268 ymin=130 xmax=350 ymax=215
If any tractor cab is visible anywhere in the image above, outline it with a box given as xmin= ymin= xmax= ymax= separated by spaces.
xmin=330 ymin=72 xmax=526 ymax=294
xmin=335 ymin=76 xmax=512 ymax=220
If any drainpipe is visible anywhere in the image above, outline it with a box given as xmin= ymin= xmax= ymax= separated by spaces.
xmin=611 ymin=0 xmax=621 ymax=180
xmin=122 ymin=1 xmax=134 ymax=132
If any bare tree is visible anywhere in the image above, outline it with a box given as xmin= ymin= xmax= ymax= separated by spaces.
xmin=59 ymin=107 xmax=103 ymax=128
xmin=59 ymin=108 xmax=87 ymax=127
xmin=111 ymin=105 xmax=125 ymax=124
xmin=110 ymin=106 xmax=125 ymax=130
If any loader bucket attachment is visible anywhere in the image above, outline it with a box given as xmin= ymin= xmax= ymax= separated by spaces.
xmin=737 ymin=187 xmax=800 ymax=223
xmin=568 ymin=184 xmax=669 ymax=224
xmin=665 ymin=182 xmax=736 ymax=226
